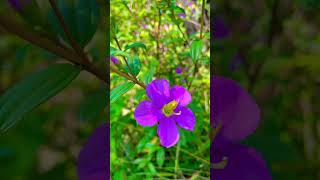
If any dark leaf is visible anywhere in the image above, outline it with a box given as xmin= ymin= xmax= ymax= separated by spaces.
xmin=0 ymin=63 xmax=80 ymax=131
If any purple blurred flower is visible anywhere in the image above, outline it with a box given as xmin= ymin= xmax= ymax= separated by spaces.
xmin=211 ymin=76 xmax=271 ymax=180
xmin=77 ymin=124 xmax=108 ymax=180
xmin=214 ymin=17 xmax=230 ymax=39
xmin=177 ymin=13 xmax=186 ymax=18
xmin=7 ymin=0 xmax=30 ymax=11
xmin=176 ymin=67 xmax=183 ymax=74
xmin=110 ymin=56 xmax=119 ymax=65
xmin=134 ymin=79 xmax=195 ymax=148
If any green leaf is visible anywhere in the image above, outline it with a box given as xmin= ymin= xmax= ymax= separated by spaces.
xmin=169 ymin=5 xmax=185 ymax=25
xmin=172 ymin=5 xmax=185 ymax=15
xmin=110 ymin=82 xmax=135 ymax=103
xmin=110 ymin=47 xmax=130 ymax=58
xmin=156 ymin=149 xmax=165 ymax=167
xmin=0 ymin=63 xmax=80 ymax=131
xmin=76 ymin=0 xmax=99 ymax=46
xmin=147 ymin=163 xmax=157 ymax=175
xmin=190 ymin=40 xmax=203 ymax=62
xmin=78 ymin=88 xmax=107 ymax=122
xmin=48 ymin=0 xmax=100 ymax=47
xmin=124 ymin=42 xmax=147 ymax=51
xmin=125 ymin=56 xmax=141 ymax=76
xmin=143 ymin=68 xmax=155 ymax=84
xmin=110 ymin=16 xmax=119 ymax=38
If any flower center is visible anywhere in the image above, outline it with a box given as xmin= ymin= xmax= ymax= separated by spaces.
xmin=211 ymin=156 xmax=228 ymax=169
xmin=162 ymin=100 xmax=181 ymax=117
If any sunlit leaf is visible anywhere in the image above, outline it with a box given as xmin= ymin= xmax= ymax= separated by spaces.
xmin=110 ymin=82 xmax=135 ymax=103
xmin=148 ymin=163 xmax=157 ymax=175
xmin=190 ymin=40 xmax=203 ymax=63
xmin=156 ymin=149 xmax=165 ymax=167
xmin=124 ymin=42 xmax=147 ymax=51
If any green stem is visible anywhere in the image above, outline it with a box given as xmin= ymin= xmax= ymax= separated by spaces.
xmin=113 ymin=36 xmax=146 ymax=88
xmin=0 ymin=15 xmax=107 ymax=83
xmin=174 ymin=141 xmax=181 ymax=179
xmin=179 ymin=148 xmax=210 ymax=165
xmin=200 ymin=0 xmax=205 ymax=39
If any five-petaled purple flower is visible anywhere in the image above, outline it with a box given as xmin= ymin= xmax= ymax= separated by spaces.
xmin=134 ymin=79 xmax=195 ymax=148
xmin=211 ymin=76 xmax=272 ymax=180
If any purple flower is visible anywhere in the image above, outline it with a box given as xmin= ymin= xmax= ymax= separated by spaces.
xmin=177 ymin=13 xmax=186 ymax=18
xmin=143 ymin=24 xmax=150 ymax=29
xmin=214 ymin=17 xmax=230 ymax=39
xmin=77 ymin=124 xmax=109 ymax=180
xmin=110 ymin=56 xmax=119 ymax=65
xmin=176 ymin=67 xmax=183 ymax=74
xmin=7 ymin=0 xmax=30 ymax=11
xmin=134 ymin=79 xmax=195 ymax=148
xmin=211 ymin=76 xmax=272 ymax=180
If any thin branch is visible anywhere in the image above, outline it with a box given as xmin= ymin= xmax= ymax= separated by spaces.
xmin=200 ymin=0 xmax=205 ymax=39
xmin=156 ymin=7 xmax=161 ymax=61
xmin=248 ymin=0 xmax=279 ymax=92
xmin=110 ymin=64 xmax=146 ymax=88
xmin=113 ymin=36 xmax=145 ymax=88
xmin=179 ymin=148 xmax=210 ymax=165
xmin=0 ymin=15 xmax=107 ymax=83
xmin=48 ymin=0 xmax=88 ymax=63
xmin=187 ymin=60 xmax=199 ymax=90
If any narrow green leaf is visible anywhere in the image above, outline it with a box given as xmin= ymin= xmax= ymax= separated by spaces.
xmin=190 ymin=40 xmax=203 ymax=62
xmin=110 ymin=16 xmax=119 ymax=38
xmin=0 ymin=63 xmax=80 ymax=131
xmin=78 ymin=88 xmax=107 ymax=122
xmin=124 ymin=42 xmax=147 ymax=51
xmin=110 ymin=82 xmax=135 ymax=103
xmin=156 ymin=149 xmax=165 ymax=167
xmin=110 ymin=47 xmax=130 ymax=58
xmin=147 ymin=163 xmax=157 ymax=175
xmin=143 ymin=68 xmax=155 ymax=84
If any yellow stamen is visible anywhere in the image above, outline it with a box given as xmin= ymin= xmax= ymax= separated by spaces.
xmin=162 ymin=100 xmax=179 ymax=117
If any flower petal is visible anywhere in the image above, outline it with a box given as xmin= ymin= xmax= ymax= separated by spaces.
xmin=175 ymin=107 xmax=195 ymax=131
xmin=77 ymin=124 xmax=108 ymax=180
xmin=170 ymin=85 xmax=192 ymax=106
xmin=157 ymin=117 xmax=180 ymax=148
xmin=146 ymin=79 xmax=170 ymax=108
xmin=211 ymin=76 xmax=260 ymax=142
xmin=134 ymin=101 xmax=158 ymax=126
xmin=211 ymin=143 xmax=272 ymax=180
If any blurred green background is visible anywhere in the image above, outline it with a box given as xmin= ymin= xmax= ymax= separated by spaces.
xmin=0 ymin=1 xmax=107 ymax=179
xmin=110 ymin=0 xmax=210 ymax=179
xmin=215 ymin=0 xmax=320 ymax=179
